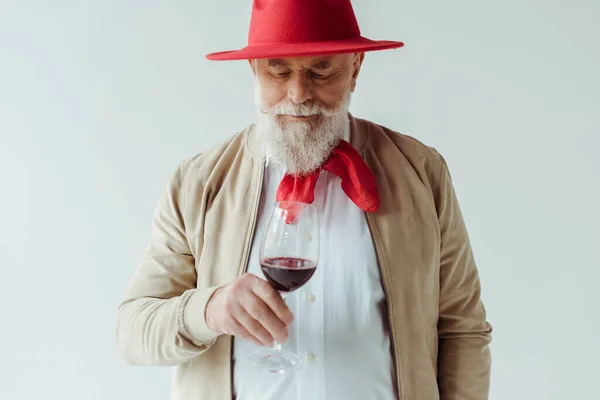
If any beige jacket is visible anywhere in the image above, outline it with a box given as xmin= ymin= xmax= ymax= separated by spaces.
xmin=116 ymin=116 xmax=492 ymax=400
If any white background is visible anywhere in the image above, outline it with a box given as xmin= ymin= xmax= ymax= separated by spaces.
xmin=1 ymin=0 xmax=599 ymax=399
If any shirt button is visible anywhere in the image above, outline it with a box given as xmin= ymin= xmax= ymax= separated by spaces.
xmin=307 ymin=352 xmax=317 ymax=362
xmin=305 ymin=292 xmax=316 ymax=303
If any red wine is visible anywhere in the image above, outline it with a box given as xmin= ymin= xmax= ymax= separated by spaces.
xmin=260 ymin=257 xmax=317 ymax=292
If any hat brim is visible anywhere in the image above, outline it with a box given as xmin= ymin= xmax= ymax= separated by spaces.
xmin=206 ymin=36 xmax=404 ymax=61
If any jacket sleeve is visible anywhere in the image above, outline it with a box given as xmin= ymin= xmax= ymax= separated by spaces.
xmin=116 ymin=162 xmax=221 ymax=367
xmin=433 ymin=150 xmax=493 ymax=399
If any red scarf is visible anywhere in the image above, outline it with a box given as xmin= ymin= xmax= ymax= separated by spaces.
xmin=276 ymin=140 xmax=380 ymax=223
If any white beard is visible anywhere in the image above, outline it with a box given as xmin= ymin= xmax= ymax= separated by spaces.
xmin=254 ymin=83 xmax=351 ymax=176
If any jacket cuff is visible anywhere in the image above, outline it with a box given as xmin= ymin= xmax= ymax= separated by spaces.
xmin=178 ymin=286 xmax=221 ymax=346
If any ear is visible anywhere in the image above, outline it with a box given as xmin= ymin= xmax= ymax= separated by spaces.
xmin=350 ymin=53 xmax=365 ymax=92
xmin=249 ymin=59 xmax=257 ymax=76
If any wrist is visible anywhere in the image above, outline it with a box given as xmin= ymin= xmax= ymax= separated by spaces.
xmin=204 ymin=287 xmax=221 ymax=334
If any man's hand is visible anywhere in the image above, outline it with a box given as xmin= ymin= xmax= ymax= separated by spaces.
xmin=205 ymin=273 xmax=294 ymax=346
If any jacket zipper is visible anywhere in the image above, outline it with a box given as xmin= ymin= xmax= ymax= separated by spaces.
xmin=228 ymin=158 xmax=265 ymax=400
xmin=365 ymin=212 xmax=404 ymax=400
xmin=240 ymin=159 xmax=265 ymax=276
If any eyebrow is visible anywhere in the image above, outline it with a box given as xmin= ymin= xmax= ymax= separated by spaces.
xmin=266 ymin=59 xmax=332 ymax=69
xmin=267 ymin=59 xmax=289 ymax=67
xmin=311 ymin=60 xmax=331 ymax=70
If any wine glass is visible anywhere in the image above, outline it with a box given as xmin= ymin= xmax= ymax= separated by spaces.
xmin=249 ymin=201 xmax=319 ymax=373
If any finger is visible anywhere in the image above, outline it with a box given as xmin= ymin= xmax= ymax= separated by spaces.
xmin=225 ymin=317 xmax=264 ymax=346
xmin=234 ymin=307 xmax=275 ymax=346
xmin=243 ymin=295 xmax=289 ymax=344
xmin=251 ymin=278 xmax=294 ymax=326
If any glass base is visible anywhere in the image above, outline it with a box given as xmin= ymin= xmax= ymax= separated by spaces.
xmin=249 ymin=348 xmax=302 ymax=373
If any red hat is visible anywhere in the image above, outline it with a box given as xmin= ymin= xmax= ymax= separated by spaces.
xmin=206 ymin=0 xmax=404 ymax=61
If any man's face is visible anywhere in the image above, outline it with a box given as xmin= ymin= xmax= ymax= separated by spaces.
xmin=250 ymin=53 xmax=365 ymax=175
xmin=251 ymin=53 xmax=364 ymax=122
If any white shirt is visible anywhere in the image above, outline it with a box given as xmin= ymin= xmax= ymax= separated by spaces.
xmin=233 ymin=138 xmax=397 ymax=400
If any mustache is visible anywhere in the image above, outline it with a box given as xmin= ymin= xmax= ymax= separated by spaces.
xmin=261 ymin=99 xmax=344 ymax=118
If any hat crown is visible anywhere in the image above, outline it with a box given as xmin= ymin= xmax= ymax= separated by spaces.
xmin=249 ymin=0 xmax=361 ymax=45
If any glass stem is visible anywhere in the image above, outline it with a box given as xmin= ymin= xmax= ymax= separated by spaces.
xmin=272 ymin=291 xmax=287 ymax=352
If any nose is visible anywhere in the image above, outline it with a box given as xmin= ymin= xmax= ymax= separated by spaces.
xmin=287 ymin=74 xmax=313 ymax=104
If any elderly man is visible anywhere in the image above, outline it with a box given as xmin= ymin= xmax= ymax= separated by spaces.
xmin=117 ymin=1 xmax=492 ymax=399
